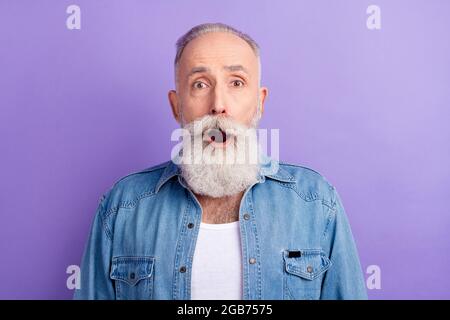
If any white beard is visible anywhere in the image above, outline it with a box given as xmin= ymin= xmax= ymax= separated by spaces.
xmin=176 ymin=114 xmax=261 ymax=198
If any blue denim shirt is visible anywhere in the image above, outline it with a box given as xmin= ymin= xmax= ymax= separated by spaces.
xmin=73 ymin=156 xmax=367 ymax=300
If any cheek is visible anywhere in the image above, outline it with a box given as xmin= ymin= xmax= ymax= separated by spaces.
xmin=229 ymin=94 xmax=258 ymax=122
xmin=181 ymin=97 xmax=211 ymax=121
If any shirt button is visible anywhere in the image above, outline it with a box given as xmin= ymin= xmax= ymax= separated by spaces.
xmin=249 ymin=258 xmax=256 ymax=264
xmin=187 ymin=223 xmax=194 ymax=229
xmin=243 ymin=213 xmax=250 ymax=220
xmin=129 ymin=272 xmax=136 ymax=280
xmin=307 ymin=266 xmax=313 ymax=273
xmin=179 ymin=266 xmax=187 ymax=273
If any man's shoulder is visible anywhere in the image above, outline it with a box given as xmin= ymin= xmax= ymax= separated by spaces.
xmin=115 ymin=161 xmax=170 ymax=185
xmin=100 ymin=159 xmax=340 ymax=209
xmin=102 ymin=161 xmax=173 ymax=207
xmin=276 ymin=161 xmax=338 ymax=204
xmin=278 ymin=161 xmax=330 ymax=183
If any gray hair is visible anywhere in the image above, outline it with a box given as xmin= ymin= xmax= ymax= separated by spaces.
xmin=174 ymin=23 xmax=261 ymax=88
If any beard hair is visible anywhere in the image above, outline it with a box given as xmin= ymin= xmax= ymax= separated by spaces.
xmin=177 ymin=110 xmax=262 ymax=198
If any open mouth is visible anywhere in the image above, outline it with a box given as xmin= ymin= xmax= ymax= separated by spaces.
xmin=204 ymin=128 xmax=230 ymax=147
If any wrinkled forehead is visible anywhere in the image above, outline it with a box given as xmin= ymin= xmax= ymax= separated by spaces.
xmin=177 ymin=32 xmax=259 ymax=80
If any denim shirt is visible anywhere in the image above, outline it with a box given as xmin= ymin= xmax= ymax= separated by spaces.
xmin=73 ymin=156 xmax=368 ymax=300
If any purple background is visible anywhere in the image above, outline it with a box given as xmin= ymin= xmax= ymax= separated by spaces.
xmin=1 ymin=0 xmax=449 ymax=299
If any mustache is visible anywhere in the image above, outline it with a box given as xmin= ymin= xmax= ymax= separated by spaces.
xmin=184 ymin=115 xmax=251 ymax=138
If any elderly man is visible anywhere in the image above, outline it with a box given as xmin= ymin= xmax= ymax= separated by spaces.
xmin=74 ymin=23 xmax=367 ymax=300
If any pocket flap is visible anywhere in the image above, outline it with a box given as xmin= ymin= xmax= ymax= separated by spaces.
xmin=283 ymin=249 xmax=331 ymax=280
xmin=110 ymin=256 xmax=155 ymax=286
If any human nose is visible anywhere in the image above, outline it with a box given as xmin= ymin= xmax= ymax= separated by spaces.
xmin=210 ymin=84 xmax=228 ymax=116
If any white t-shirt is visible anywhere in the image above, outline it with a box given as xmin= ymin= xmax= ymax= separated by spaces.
xmin=191 ymin=221 xmax=243 ymax=300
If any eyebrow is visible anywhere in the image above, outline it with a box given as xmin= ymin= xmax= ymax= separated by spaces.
xmin=187 ymin=65 xmax=249 ymax=78
xmin=223 ymin=65 xmax=249 ymax=74
xmin=188 ymin=66 xmax=210 ymax=77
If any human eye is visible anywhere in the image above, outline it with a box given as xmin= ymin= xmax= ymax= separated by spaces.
xmin=231 ymin=79 xmax=245 ymax=87
xmin=192 ymin=81 xmax=209 ymax=90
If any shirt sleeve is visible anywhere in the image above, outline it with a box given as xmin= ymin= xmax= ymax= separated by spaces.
xmin=73 ymin=193 xmax=115 ymax=300
xmin=320 ymin=186 xmax=368 ymax=300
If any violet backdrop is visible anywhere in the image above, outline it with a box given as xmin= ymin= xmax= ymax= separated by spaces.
xmin=0 ymin=0 xmax=449 ymax=299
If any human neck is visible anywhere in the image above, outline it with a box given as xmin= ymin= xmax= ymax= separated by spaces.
xmin=195 ymin=191 xmax=245 ymax=224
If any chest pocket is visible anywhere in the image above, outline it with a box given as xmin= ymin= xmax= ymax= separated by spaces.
xmin=110 ymin=256 xmax=155 ymax=300
xmin=283 ymin=249 xmax=331 ymax=300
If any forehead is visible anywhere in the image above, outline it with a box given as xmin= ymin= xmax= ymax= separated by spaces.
xmin=178 ymin=32 xmax=259 ymax=75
